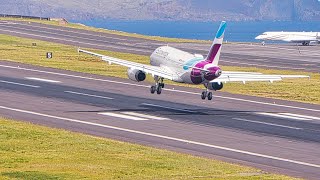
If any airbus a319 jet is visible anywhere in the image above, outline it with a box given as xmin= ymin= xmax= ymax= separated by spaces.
xmin=79 ymin=21 xmax=308 ymax=100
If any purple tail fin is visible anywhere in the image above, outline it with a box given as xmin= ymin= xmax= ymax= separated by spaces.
xmin=205 ymin=21 xmax=226 ymax=66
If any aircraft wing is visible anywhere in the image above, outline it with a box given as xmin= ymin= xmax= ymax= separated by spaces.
xmin=212 ymin=71 xmax=309 ymax=84
xmin=78 ymin=48 xmax=175 ymax=80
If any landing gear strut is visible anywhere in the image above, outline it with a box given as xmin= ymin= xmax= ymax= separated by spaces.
xmin=302 ymin=42 xmax=310 ymax=46
xmin=150 ymin=76 xmax=164 ymax=95
xmin=201 ymin=84 xmax=213 ymax=100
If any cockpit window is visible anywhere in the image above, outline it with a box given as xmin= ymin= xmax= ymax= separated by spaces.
xmin=262 ymin=33 xmax=267 ymax=35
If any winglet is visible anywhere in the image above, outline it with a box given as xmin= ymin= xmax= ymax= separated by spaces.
xmin=205 ymin=21 xmax=226 ymax=66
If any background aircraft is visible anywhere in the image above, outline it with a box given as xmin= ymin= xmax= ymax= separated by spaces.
xmin=256 ymin=31 xmax=320 ymax=46
xmin=79 ymin=21 xmax=308 ymax=100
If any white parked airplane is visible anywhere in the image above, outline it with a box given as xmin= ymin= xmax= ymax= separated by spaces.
xmin=255 ymin=31 xmax=320 ymax=46
xmin=79 ymin=21 xmax=308 ymax=100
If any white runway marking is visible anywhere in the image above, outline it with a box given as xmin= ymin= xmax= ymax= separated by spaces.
xmin=280 ymin=113 xmax=320 ymax=121
xmin=257 ymin=112 xmax=320 ymax=121
xmin=121 ymin=112 xmax=170 ymax=120
xmin=64 ymin=91 xmax=113 ymax=100
xmin=1 ymin=64 xmax=320 ymax=113
xmin=0 ymin=105 xmax=320 ymax=168
xmin=99 ymin=112 xmax=148 ymax=121
xmin=25 ymin=77 xmax=61 ymax=83
xmin=232 ymin=118 xmax=302 ymax=130
xmin=142 ymin=103 xmax=197 ymax=113
xmin=0 ymin=80 xmax=40 ymax=88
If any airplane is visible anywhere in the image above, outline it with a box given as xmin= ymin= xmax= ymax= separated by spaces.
xmin=78 ymin=21 xmax=309 ymax=100
xmin=255 ymin=31 xmax=320 ymax=46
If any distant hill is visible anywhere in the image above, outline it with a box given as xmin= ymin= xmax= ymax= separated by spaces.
xmin=0 ymin=0 xmax=319 ymax=21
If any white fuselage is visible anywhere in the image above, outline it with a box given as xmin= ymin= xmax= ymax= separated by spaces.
xmin=150 ymin=46 xmax=204 ymax=84
xmin=255 ymin=32 xmax=320 ymax=44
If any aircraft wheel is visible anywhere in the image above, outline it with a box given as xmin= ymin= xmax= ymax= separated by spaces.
xmin=201 ymin=91 xmax=207 ymax=100
xmin=160 ymin=83 xmax=165 ymax=88
xmin=150 ymin=86 xmax=156 ymax=94
xmin=302 ymin=42 xmax=310 ymax=46
xmin=156 ymin=86 xmax=162 ymax=94
xmin=207 ymin=92 xmax=213 ymax=100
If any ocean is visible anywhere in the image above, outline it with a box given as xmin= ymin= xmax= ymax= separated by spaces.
xmin=72 ymin=20 xmax=320 ymax=42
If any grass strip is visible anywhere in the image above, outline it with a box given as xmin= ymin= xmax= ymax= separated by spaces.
xmin=0 ymin=34 xmax=318 ymax=104
xmin=0 ymin=117 xmax=299 ymax=179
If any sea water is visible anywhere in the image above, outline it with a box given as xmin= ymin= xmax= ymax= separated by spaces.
xmin=72 ymin=20 xmax=320 ymax=42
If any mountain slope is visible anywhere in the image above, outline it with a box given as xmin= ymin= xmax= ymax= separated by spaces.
xmin=0 ymin=0 xmax=319 ymax=21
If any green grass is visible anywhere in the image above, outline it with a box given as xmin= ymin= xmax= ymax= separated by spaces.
xmin=0 ymin=34 xmax=318 ymax=104
xmin=0 ymin=117 xmax=299 ymax=179
xmin=0 ymin=17 xmax=207 ymax=43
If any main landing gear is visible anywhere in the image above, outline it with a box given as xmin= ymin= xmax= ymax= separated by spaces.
xmin=201 ymin=84 xmax=213 ymax=100
xmin=201 ymin=91 xmax=213 ymax=100
xmin=150 ymin=76 xmax=164 ymax=95
xmin=302 ymin=42 xmax=310 ymax=46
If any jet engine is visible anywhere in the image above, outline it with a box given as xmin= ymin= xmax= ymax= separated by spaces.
xmin=206 ymin=82 xmax=224 ymax=91
xmin=127 ymin=68 xmax=146 ymax=82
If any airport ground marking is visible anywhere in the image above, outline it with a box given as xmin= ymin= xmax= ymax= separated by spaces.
xmin=142 ymin=103 xmax=197 ymax=113
xmin=121 ymin=112 xmax=170 ymax=120
xmin=0 ymin=80 xmax=40 ymax=88
xmin=1 ymin=64 xmax=320 ymax=113
xmin=232 ymin=118 xmax=302 ymax=130
xmin=64 ymin=91 xmax=114 ymax=100
xmin=279 ymin=113 xmax=320 ymax=121
xmin=0 ymin=104 xmax=320 ymax=168
xmin=256 ymin=112 xmax=320 ymax=121
xmin=99 ymin=112 xmax=148 ymax=121
xmin=25 ymin=77 xmax=61 ymax=83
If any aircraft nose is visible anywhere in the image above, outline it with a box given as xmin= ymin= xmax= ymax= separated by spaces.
xmin=255 ymin=35 xmax=262 ymax=40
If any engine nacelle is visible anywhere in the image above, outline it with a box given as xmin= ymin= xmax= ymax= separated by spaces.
xmin=206 ymin=82 xmax=224 ymax=91
xmin=127 ymin=68 xmax=146 ymax=82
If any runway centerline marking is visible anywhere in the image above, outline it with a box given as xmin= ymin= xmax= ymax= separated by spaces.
xmin=0 ymin=64 xmax=320 ymax=113
xmin=99 ymin=112 xmax=148 ymax=121
xmin=232 ymin=118 xmax=302 ymax=130
xmin=64 ymin=91 xmax=114 ymax=100
xmin=0 ymin=80 xmax=40 ymax=88
xmin=142 ymin=103 xmax=197 ymax=113
xmin=0 ymin=105 xmax=319 ymax=168
xmin=25 ymin=77 xmax=61 ymax=83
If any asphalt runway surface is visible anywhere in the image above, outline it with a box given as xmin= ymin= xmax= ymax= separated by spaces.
xmin=0 ymin=61 xmax=319 ymax=179
xmin=0 ymin=20 xmax=319 ymax=72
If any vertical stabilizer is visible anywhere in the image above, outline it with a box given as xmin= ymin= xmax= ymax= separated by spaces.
xmin=205 ymin=21 xmax=226 ymax=66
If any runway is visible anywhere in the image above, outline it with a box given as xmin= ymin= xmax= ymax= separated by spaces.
xmin=0 ymin=61 xmax=319 ymax=179
xmin=0 ymin=20 xmax=319 ymax=72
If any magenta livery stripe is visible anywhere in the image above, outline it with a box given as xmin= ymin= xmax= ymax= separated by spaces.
xmin=206 ymin=44 xmax=221 ymax=63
